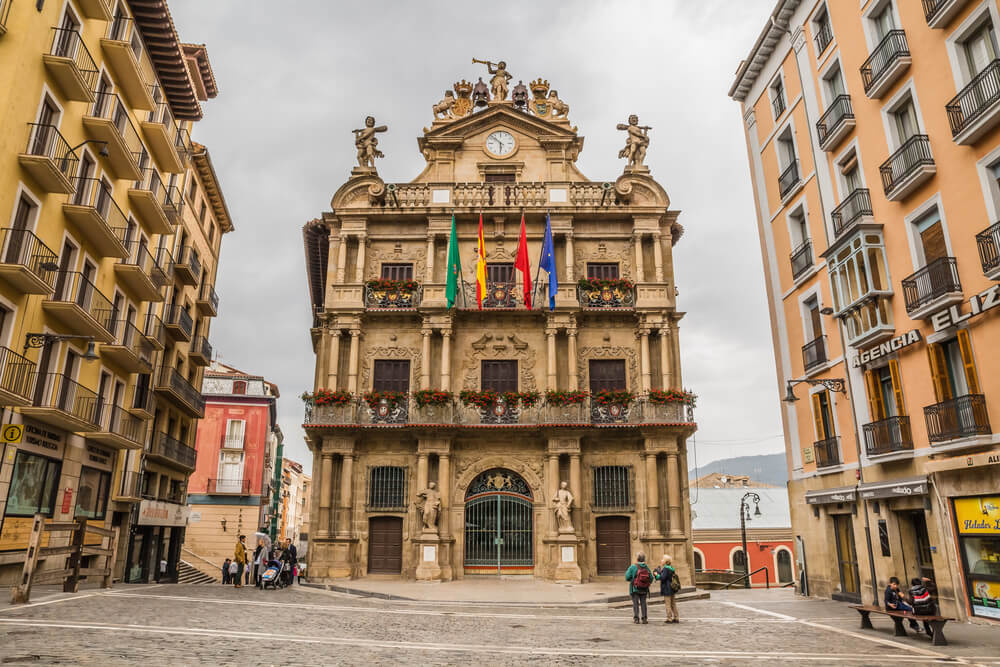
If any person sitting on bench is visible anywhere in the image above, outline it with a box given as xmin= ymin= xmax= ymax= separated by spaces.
xmin=884 ymin=577 xmax=919 ymax=631
xmin=909 ymin=577 xmax=936 ymax=636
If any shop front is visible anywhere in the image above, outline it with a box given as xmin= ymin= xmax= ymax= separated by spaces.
xmin=0 ymin=420 xmax=66 ymax=559
xmin=952 ymin=495 xmax=1000 ymax=620
xmin=126 ymin=499 xmax=189 ymax=583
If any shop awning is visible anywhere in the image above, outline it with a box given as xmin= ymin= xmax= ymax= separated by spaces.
xmin=858 ymin=476 xmax=928 ymax=500
xmin=805 ymin=485 xmax=856 ymax=505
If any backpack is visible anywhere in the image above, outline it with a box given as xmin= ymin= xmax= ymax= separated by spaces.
xmin=633 ymin=565 xmax=652 ymax=590
xmin=670 ymin=571 xmax=682 ymax=593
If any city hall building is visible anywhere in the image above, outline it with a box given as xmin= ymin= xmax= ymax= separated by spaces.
xmin=301 ymin=68 xmax=697 ymax=581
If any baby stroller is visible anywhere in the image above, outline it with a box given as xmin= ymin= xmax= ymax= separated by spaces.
xmin=261 ymin=559 xmax=285 ymax=590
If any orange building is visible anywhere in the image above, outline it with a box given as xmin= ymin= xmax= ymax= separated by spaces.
xmin=731 ymin=0 xmax=1000 ymax=624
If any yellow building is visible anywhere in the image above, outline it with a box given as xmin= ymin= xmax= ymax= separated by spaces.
xmin=0 ymin=0 xmax=231 ymax=585
xmin=730 ymin=0 xmax=1000 ymax=624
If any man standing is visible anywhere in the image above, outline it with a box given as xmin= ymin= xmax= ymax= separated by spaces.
xmin=285 ymin=538 xmax=298 ymax=586
xmin=234 ymin=535 xmax=248 ymax=589
xmin=625 ymin=552 xmax=653 ymax=624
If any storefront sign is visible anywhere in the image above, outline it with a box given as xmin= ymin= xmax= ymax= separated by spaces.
xmin=2 ymin=424 xmax=24 ymax=443
xmin=805 ymin=486 xmax=856 ymax=505
xmin=84 ymin=442 xmax=113 ymax=472
xmin=955 ymin=496 xmax=1000 ymax=535
xmin=853 ymin=330 xmax=921 ymax=367
xmin=925 ymin=449 xmax=1000 ymax=473
xmin=137 ymin=499 xmax=190 ymax=527
xmin=858 ymin=477 xmax=927 ymax=500
xmin=931 ymin=284 xmax=1000 ymax=332
xmin=18 ymin=420 xmax=65 ymax=459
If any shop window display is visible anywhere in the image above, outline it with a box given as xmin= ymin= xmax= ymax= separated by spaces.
xmin=954 ymin=496 xmax=1000 ymax=619
xmin=5 ymin=452 xmax=60 ymax=516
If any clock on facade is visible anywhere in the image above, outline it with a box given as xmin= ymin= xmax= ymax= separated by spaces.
xmin=485 ymin=130 xmax=516 ymax=157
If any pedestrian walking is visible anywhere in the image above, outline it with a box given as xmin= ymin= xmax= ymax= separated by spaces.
xmin=254 ymin=539 xmax=265 ymax=589
xmin=234 ymin=535 xmax=248 ymax=589
xmin=222 ymin=558 xmax=231 ymax=585
xmin=654 ymin=554 xmax=680 ymax=623
xmin=625 ymin=551 xmax=653 ymax=624
xmin=285 ymin=538 xmax=298 ymax=586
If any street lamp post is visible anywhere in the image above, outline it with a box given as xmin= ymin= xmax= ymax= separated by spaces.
xmin=739 ymin=492 xmax=761 ymax=589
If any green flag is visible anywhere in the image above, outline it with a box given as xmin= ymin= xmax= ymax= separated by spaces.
xmin=445 ymin=214 xmax=462 ymax=309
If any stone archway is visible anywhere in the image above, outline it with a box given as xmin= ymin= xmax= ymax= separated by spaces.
xmin=463 ymin=468 xmax=534 ymax=574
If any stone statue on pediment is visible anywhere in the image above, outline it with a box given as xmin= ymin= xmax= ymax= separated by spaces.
xmin=353 ymin=116 xmax=387 ymax=170
xmin=617 ymin=114 xmax=651 ymax=169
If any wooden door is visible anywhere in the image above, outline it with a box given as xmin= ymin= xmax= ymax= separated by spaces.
xmin=596 ymin=516 xmax=630 ymax=575
xmin=367 ymin=517 xmax=403 ymax=574
xmin=589 ymin=359 xmax=627 ymax=393
xmin=371 ymin=359 xmax=410 ymax=393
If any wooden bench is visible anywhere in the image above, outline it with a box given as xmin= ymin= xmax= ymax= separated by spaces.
xmin=850 ymin=605 xmax=953 ymax=646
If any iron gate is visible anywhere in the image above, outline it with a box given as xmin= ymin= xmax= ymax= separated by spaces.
xmin=463 ymin=469 xmax=533 ymax=573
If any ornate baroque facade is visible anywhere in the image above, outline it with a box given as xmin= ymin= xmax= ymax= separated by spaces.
xmin=301 ymin=64 xmax=696 ymax=582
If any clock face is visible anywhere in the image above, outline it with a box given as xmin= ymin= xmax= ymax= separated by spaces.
xmin=485 ymin=130 xmax=515 ymax=156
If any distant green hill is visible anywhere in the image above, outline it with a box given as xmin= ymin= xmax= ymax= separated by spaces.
xmin=688 ymin=453 xmax=787 ymax=487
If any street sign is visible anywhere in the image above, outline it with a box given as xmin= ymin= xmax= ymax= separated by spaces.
xmin=2 ymin=424 xmax=23 ymax=444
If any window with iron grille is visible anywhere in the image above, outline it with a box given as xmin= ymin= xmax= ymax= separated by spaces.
xmin=367 ymin=465 xmax=407 ymax=510
xmin=586 ymin=263 xmax=620 ymax=280
xmin=380 ymin=263 xmax=414 ymax=280
xmin=486 ymin=263 xmax=514 ymax=283
xmin=592 ymin=465 xmax=633 ymax=510
xmin=372 ymin=359 xmax=410 ymax=392
xmin=481 ymin=360 xmax=517 ymax=392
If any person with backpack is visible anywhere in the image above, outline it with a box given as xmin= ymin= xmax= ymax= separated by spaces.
xmin=908 ymin=577 xmax=936 ymax=636
xmin=654 ymin=554 xmax=680 ymax=623
xmin=625 ymin=552 xmax=653 ymax=624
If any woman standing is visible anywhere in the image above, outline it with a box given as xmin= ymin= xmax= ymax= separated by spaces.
xmin=655 ymin=554 xmax=680 ymax=623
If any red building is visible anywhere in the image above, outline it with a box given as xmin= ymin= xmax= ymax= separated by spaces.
xmin=692 ymin=487 xmax=795 ymax=587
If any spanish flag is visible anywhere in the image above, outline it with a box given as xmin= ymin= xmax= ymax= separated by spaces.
xmin=475 ymin=213 xmax=487 ymax=309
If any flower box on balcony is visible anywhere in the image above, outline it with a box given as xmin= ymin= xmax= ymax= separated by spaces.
xmin=364 ymin=279 xmax=420 ymax=309
xmin=301 ymin=388 xmax=353 ymax=406
xmin=577 ymin=278 xmax=635 ymax=308
xmin=413 ymin=389 xmax=453 ymax=407
xmin=545 ymin=390 xmax=589 ymax=407
xmin=648 ymin=389 xmax=697 ymax=407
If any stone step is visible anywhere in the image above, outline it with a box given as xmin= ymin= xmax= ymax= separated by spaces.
xmin=177 ymin=559 xmax=218 ymax=585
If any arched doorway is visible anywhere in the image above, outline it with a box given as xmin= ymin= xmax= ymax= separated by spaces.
xmin=777 ymin=548 xmax=793 ymax=583
xmin=463 ymin=468 xmax=533 ymax=574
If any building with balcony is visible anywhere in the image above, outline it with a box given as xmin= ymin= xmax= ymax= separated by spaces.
xmin=180 ymin=362 xmax=280 ymax=582
xmin=730 ymin=0 xmax=1000 ymax=624
xmin=301 ymin=71 xmax=696 ymax=583
xmin=0 ymin=0 xmax=231 ymax=587
xmin=277 ymin=457 xmax=311 ymax=556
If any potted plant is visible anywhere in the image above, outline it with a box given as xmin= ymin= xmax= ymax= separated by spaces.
xmin=413 ymin=389 xmax=453 ymax=407
xmin=545 ymin=390 xmax=590 ymax=406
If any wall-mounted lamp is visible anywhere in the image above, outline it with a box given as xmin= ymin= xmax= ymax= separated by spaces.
xmin=783 ymin=378 xmax=846 ymax=402
xmin=819 ymin=307 xmax=835 ymax=316
xmin=24 ymin=333 xmax=98 ymax=361
xmin=220 ymin=518 xmax=227 ymax=532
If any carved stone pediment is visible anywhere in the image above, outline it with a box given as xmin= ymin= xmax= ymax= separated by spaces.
xmin=365 ymin=242 xmax=427 ymax=282
xmin=574 ymin=241 xmax=633 ymax=281
xmin=462 ymin=334 xmax=537 ymax=391
xmin=577 ymin=346 xmax=640 ymax=392
xmin=360 ymin=346 xmax=421 ymax=392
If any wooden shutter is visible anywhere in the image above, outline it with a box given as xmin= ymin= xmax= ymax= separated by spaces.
xmin=927 ymin=344 xmax=951 ymax=402
xmin=919 ymin=222 xmax=948 ymax=265
xmin=486 ymin=263 xmax=514 ymax=283
xmin=380 ymin=263 xmax=413 ymax=280
xmin=956 ymin=330 xmax=980 ymax=395
xmin=588 ymin=359 xmax=627 ymax=393
xmin=587 ymin=263 xmax=620 ymax=280
xmin=481 ymin=360 xmax=517 ymax=393
xmin=888 ymin=360 xmax=906 ymax=417
xmin=864 ymin=370 xmax=885 ymax=421
xmin=372 ymin=359 xmax=410 ymax=393
xmin=811 ymin=393 xmax=826 ymax=441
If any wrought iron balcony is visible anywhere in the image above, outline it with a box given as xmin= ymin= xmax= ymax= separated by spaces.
xmin=129 ymin=377 xmax=154 ymax=420
xmin=364 ymin=282 xmax=421 ymax=309
xmin=802 ymin=335 xmax=827 ymax=373
xmin=101 ymin=320 xmax=154 ymax=373
xmin=129 ymin=168 xmax=173 ymax=235
xmin=189 ymin=336 xmax=212 ymax=367
xmin=946 ymin=59 xmax=1000 ymax=144
xmin=148 ymin=431 xmax=197 ymax=471
xmin=924 ymin=394 xmax=990 ymax=443
xmin=196 ymin=283 xmax=219 ymax=316
xmin=174 ymin=127 xmax=193 ymax=166
xmin=0 ymin=0 xmax=11 ymax=35
xmin=901 ymin=257 xmax=962 ymax=318
xmin=141 ymin=87 xmax=184 ymax=173
xmin=482 ymin=281 xmax=518 ymax=308
xmin=861 ymin=30 xmax=911 ymax=98
xmin=154 ymin=366 xmax=205 ymax=417
xmin=64 ymin=177 xmax=130 ymax=258
xmin=0 ymin=346 xmax=36 ymax=407
xmin=977 ymin=221 xmax=1000 ymax=280
xmin=813 ymin=436 xmax=841 ymax=468
xmin=922 ymin=0 xmax=970 ymax=28
xmin=161 ymin=304 xmax=193 ymax=342
xmin=879 ymin=135 xmax=935 ymax=200
xmin=577 ymin=282 xmax=636 ymax=309
xmin=87 ymin=402 xmax=144 ymax=449
xmin=163 ymin=185 xmax=183 ymax=223
xmin=22 ymin=372 xmax=100 ymax=432
xmin=814 ymin=19 xmax=833 ymax=55
xmin=174 ymin=246 xmax=202 ymax=286
xmin=790 ymin=239 xmax=814 ymax=279
xmin=0 ymin=227 xmax=59 ymax=295
xmin=18 ymin=123 xmax=78 ymax=193
xmin=43 ymin=27 xmax=98 ymax=102
xmin=778 ymin=159 xmax=801 ymax=200
xmin=863 ymin=415 xmax=913 ymax=456
xmin=43 ymin=270 xmax=116 ymax=342
xmin=82 ymin=91 xmax=143 ymax=180
xmin=116 ymin=240 xmax=168 ymax=302
xmin=816 ymin=95 xmax=855 ymax=151
xmin=101 ymin=15 xmax=155 ymax=109
xmin=831 ymin=188 xmax=873 ymax=238
xmin=772 ymin=92 xmax=786 ymax=119
xmin=207 ymin=478 xmax=252 ymax=495
xmin=113 ymin=470 xmax=143 ymax=502
xmin=142 ymin=312 xmax=166 ymax=350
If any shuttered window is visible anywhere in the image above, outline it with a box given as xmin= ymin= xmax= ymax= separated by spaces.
xmin=928 ymin=330 xmax=980 ymax=401
xmin=372 ymin=359 xmax=410 ymax=393
xmin=380 ymin=263 xmax=413 ymax=280
xmin=811 ymin=390 xmax=835 ymax=440
xmin=486 ymin=263 xmax=514 ymax=283
xmin=484 ymin=173 xmax=515 ymax=183
xmin=592 ymin=465 xmax=632 ymax=509
xmin=586 ymin=263 xmax=620 ymax=280
xmin=481 ymin=360 xmax=517 ymax=393
xmin=367 ymin=466 xmax=407 ymax=510
xmin=589 ymin=359 xmax=627 ymax=393
xmin=864 ymin=360 xmax=905 ymax=419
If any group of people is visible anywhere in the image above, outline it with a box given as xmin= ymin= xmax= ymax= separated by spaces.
xmin=222 ymin=535 xmax=304 ymax=588
xmin=885 ymin=575 xmax=938 ymax=635
xmin=625 ymin=552 xmax=681 ymax=624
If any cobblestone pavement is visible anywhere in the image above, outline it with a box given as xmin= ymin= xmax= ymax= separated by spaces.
xmin=1 ymin=584 xmax=999 ymax=666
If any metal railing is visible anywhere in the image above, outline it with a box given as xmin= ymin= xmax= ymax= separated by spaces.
xmin=161 ymin=304 xmax=193 ymax=338
xmin=149 ymin=431 xmax=197 ymax=469
xmin=363 ymin=283 xmax=421 ymax=309
xmin=367 ymin=465 xmax=408 ymax=510
xmin=577 ymin=284 xmax=636 ymax=309
xmin=192 ymin=335 xmax=212 ymax=361
xmin=156 ymin=366 xmax=205 ymax=415
xmin=831 ymin=188 xmax=872 ymax=238
xmin=901 ymin=257 xmax=961 ymax=314
xmin=106 ymin=15 xmax=156 ymax=84
xmin=120 ymin=240 xmax=168 ymax=289
xmin=145 ymin=87 xmax=179 ymax=140
xmin=480 ymin=281 xmax=517 ymax=308
xmin=0 ymin=346 xmax=36 ymax=400
xmin=174 ymin=127 xmax=192 ymax=163
xmin=0 ymin=227 xmax=59 ymax=290
xmin=133 ymin=167 xmax=168 ymax=206
xmin=142 ymin=311 xmax=165 ymax=347
xmin=93 ymin=402 xmax=143 ymax=444
xmin=861 ymin=30 xmax=909 ymax=94
xmin=772 ymin=91 xmax=786 ymax=119
xmin=199 ymin=283 xmax=219 ymax=311
xmin=722 ymin=566 xmax=771 ymax=590
xmin=816 ymin=95 xmax=853 ymax=146
xmin=922 ymin=0 xmax=952 ymax=23
xmin=155 ymin=246 xmax=174 ymax=282
xmin=947 ymin=59 xmax=1000 ymax=138
xmin=48 ymin=270 xmax=116 ymax=334
xmin=31 ymin=372 xmax=99 ymax=426
xmin=976 ymin=221 xmax=1000 ymax=276
xmin=115 ymin=470 xmax=143 ymax=499
xmin=790 ymin=239 xmax=814 ymax=279
xmin=162 ymin=185 xmax=183 ymax=220
xmin=778 ymin=159 xmax=801 ymax=199
xmin=879 ymin=135 xmax=933 ymax=195
xmin=48 ymin=27 xmax=98 ymax=90
xmin=1 ymin=0 xmax=12 ymax=33
xmin=109 ymin=319 xmax=154 ymax=365
xmin=924 ymin=394 xmax=990 ymax=443
xmin=802 ymin=335 xmax=827 ymax=372
xmin=130 ymin=377 xmax=154 ymax=414
xmin=176 ymin=246 xmax=202 ymax=282
xmin=87 ymin=91 xmax=142 ymax=163
xmin=863 ymin=415 xmax=913 ymax=456
xmin=591 ymin=465 xmax=633 ymax=511
xmin=814 ymin=18 xmax=833 ymax=54
xmin=69 ymin=176 xmax=130 ymax=234
xmin=207 ymin=478 xmax=252 ymax=494
xmin=813 ymin=436 xmax=841 ymax=468
xmin=22 ymin=123 xmax=79 ymax=182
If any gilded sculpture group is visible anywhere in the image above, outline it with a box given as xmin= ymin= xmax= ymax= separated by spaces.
xmin=354 ymin=58 xmax=653 ymax=172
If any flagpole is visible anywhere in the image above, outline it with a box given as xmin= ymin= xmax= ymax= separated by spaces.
xmin=530 ymin=209 xmax=547 ymax=310
xmin=458 ymin=210 xmax=469 ymax=308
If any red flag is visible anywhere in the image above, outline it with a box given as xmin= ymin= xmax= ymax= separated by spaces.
xmin=515 ymin=213 xmax=532 ymax=309
xmin=475 ymin=213 xmax=486 ymax=310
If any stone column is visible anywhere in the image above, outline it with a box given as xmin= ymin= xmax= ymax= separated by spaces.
xmin=569 ymin=454 xmax=582 ymax=535
xmin=671 ymin=322 xmax=683 ymax=387
xmin=354 ymin=234 xmax=367 ymax=283
xmin=633 ymin=234 xmax=645 ymax=282
xmin=337 ymin=454 xmax=355 ymax=538
xmin=347 ymin=329 xmax=361 ymax=393
xmin=327 ymin=234 xmax=341 ymax=286
xmin=335 ymin=234 xmax=348 ymax=283
xmin=659 ymin=328 xmax=672 ymax=389
xmin=652 ymin=232 xmax=664 ymax=282
xmin=426 ymin=234 xmax=436 ymax=283
xmin=318 ymin=453 xmax=333 ymax=538
xmin=327 ymin=329 xmax=340 ymax=390
xmin=416 ymin=454 xmax=429 ymax=495
xmin=440 ymin=330 xmax=452 ymax=391
xmin=667 ymin=452 xmax=682 ymax=537
xmin=547 ymin=454 xmax=559 ymax=534
xmin=639 ymin=327 xmax=651 ymax=393
xmin=645 ymin=453 xmax=660 ymax=536
xmin=564 ymin=233 xmax=574 ymax=282
xmin=546 ymin=327 xmax=557 ymax=391
xmin=567 ymin=328 xmax=579 ymax=391
xmin=420 ymin=328 xmax=432 ymax=389
xmin=438 ymin=454 xmax=451 ymax=538
xmin=314 ymin=329 xmax=328 ymax=392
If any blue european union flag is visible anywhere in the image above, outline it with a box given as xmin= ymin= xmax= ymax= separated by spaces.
xmin=538 ymin=213 xmax=558 ymax=310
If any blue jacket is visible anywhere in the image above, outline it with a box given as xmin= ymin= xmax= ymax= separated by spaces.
xmin=655 ymin=565 xmax=676 ymax=596
xmin=625 ymin=563 xmax=653 ymax=594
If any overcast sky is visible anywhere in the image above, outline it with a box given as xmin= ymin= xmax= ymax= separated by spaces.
xmin=169 ymin=0 xmax=783 ymax=472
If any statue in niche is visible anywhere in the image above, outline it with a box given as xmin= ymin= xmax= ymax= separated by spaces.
xmin=416 ymin=482 xmax=442 ymax=532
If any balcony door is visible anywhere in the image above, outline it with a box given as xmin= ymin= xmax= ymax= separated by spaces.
xmin=380 ymin=263 xmax=413 ymax=281
xmin=371 ymin=359 xmax=410 ymax=393
xmin=964 ymin=20 xmax=997 ymax=78
xmin=486 ymin=263 xmax=514 ymax=285
xmin=872 ymin=5 xmax=896 ymax=42
xmin=31 ymin=100 xmax=57 ymax=157
xmin=914 ymin=209 xmax=948 ymax=267
xmin=73 ymin=154 xmax=95 ymax=205
xmin=892 ymin=100 xmax=919 ymax=146
xmin=929 ymin=332 xmax=979 ymax=402
xmin=588 ymin=359 xmax=627 ymax=393
xmin=6 ymin=196 xmax=35 ymax=266
xmin=217 ymin=450 xmax=244 ymax=493
xmin=481 ymin=360 xmax=517 ymax=393
xmin=806 ymin=299 xmax=823 ymax=341
xmin=833 ymin=514 xmax=861 ymax=601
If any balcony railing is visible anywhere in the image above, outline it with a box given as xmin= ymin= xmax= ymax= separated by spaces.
xmin=861 ymin=30 xmax=910 ymax=95
xmin=93 ymin=402 xmax=144 ymax=445
xmin=816 ymin=95 xmax=853 ymax=147
xmin=114 ymin=470 xmax=143 ymax=500
xmin=778 ymin=159 xmax=801 ymax=199
xmin=924 ymin=394 xmax=990 ymax=443
xmin=772 ymin=93 xmax=786 ymax=119
xmin=149 ymin=431 xmax=197 ymax=470
xmin=48 ymin=270 xmax=117 ymax=335
xmin=143 ymin=312 xmax=165 ymax=349
xmin=191 ymin=335 xmax=212 ymax=363
xmin=802 ymin=335 xmax=827 ymax=372
xmin=813 ymin=436 xmax=841 ymax=468
xmin=156 ymin=366 xmax=205 ymax=415
xmin=879 ymin=135 xmax=934 ymax=195
xmin=901 ymin=257 xmax=961 ymax=315
xmin=922 ymin=0 xmax=957 ymax=24
xmin=814 ymin=19 xmax=833 ymax=55
xmin=108 ymin=319 xmax=154 ymax=365
xmin=145 ymin=93 xmax=179 ymax=141
xmin=161 ymin=304 xmax=193 ymax=339
xmin=1 ymin=0 xmax=12 ymax=34
xmin=174 ymin=127 xmax=192 ymax=163
xmin=68 ymin=176 xmax=130 ymax=242
xmin=120 ymin=240 xmax=168 ymax=288
xmin=21 ymin=123 xmax=79 ymax=189
xmin=0 ymin=346 xmax=36 ymax=402
xmin=207 ymin=478 xmax=252 ymax=494
xmin=87 ymin=91 xmax=143 ymax=165
xmin=133 ymin=167 xmax=168 ymax=205
xmin=198 ymin=283 xmax=219 ymax=313
xmin=946 ymin=59 xmax=1000 ymax=139
xmin=790 ymin=239 xmax=814 ymax=279
xmin=577 ymin=283 xmax=636 ymax=309
xmin=30 ymin=372 xmax=100 ymax=427
xmin=130 ymin=377 xmax=154 ymax=416
xmin=977 ymin=221 xmax=1000 ymax=278
xmin=175 ymin=245 xmax=202 ymax=283
xmin=481 ymin=281 xmax=518 ymax=309
xmin=364 ymin=282 xmax=421 ymax=309
xmin=0 ymin=227 xmax=59 ymax=291
xmin=831 ymin=188 xmax=873 ymax=238
xmin=863 ymin=415 xmax=913 ymax=456
xmin=47 ymin=27 xmax=99 ymax=91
